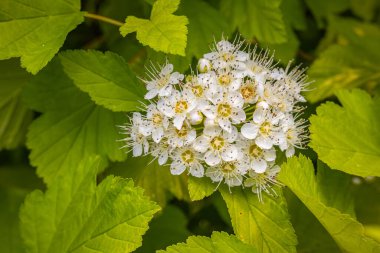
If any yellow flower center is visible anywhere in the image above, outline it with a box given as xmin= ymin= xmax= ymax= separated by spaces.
xmin=240 ymin=85 xmax=255 ymax=101
xmin=175 ymin=126 xmax=188 ymax=137
xmin=210 ymin=136 xmax=225 ymax=150
xmin=218 ymin=74 xmax=232 ymax=86
xmin=217 ymin=103 xmax=232 ymax=117
xmin=175 ymin=100 xmax=188 ymax=113
xmin=260 ymin=121 xmax=272 ymax=136
xmin=192 ymin=85 xmax=204 ymax=97
xmin=152 ymin=113 xmax=163 ymax=125
xmin=222 ymin=53 xmax=235 ymax=62
xmin=157 ymin=74 xmax=170 ymax=88
xmin=221 ymin=162 xmax=236 ymax=173
xmin=181 ymin=149 xmax=195 ymax=163
xmin=248 ymin=144 xmax=263 ymax=158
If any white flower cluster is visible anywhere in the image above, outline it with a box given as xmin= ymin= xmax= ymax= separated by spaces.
xmin=121 ymin=38 xmax=309 ymax=200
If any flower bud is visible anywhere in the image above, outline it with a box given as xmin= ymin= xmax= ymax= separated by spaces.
xmin=197 ymin=58 xmax=211 ymax=73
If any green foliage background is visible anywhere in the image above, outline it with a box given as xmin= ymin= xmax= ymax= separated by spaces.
xmin=1 ymin=0 xmax=380 ymax=252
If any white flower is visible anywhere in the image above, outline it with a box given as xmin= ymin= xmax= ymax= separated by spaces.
xmin=193 ymin=125 xmax=239 ymax=166
xmin=204 ymin=39 xmax=248 ymax=70
xmin=206 ymin=159 xmax=249 ymax=187
xmin=143 ymin=63 xmax=184 ymax=99
xmin=200 ymin=91 xmax=245 ymax=133
xmin=279 ymin=115 xmax=308 ymax=157
xmin=151 ymin=139 xmax=170 ymax=165
xmin=170 ymin=146 xmax=204 ymax=177
xmin=157 ymin=89 xmax=197 ymax=130
xmin=197 ymin=58 xmax=212 ymax=73
xmin=140 ymin=103 xmax=169 ymax=143
xmin=241 ymin=108 xmax=284 ymax=149
xmin=121 ymin=112 xmax=150 ymax=157
xmin=214 ymin=69 xmax=242 ymax=92
xmin=167 ymin=123 xmax=197 ymax=148
xmin=244 ymin=164 xmax=281 ymax=201
xmin=237 ymin=139 xmax=276 ymax=173
xmin=239 ymin=78 xmax=259 ymax=104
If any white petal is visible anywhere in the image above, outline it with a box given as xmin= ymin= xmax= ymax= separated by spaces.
xmin=200 ymin=105 xmax=217 ymax=120
xmin=186 ymin=129 xmax=197 ymax=144
xmin=161 ymin=64 xmax=173 ymax=75
xmin=253 ymin=107 xmax=265 ymax=123
xmin=203 ymin=125 xmax=221 ymax=137
xmin=218 ymin=118 xmax=232 ymax=133
xmin=204 ymin=151 xmax=221 ymax=166
xmin=264 ymin=149 xmax=276 ymax=161
xmin=236 ymin=51 xmax=248 ymax=61
xmin=169 ymin=72 xmax=183 ymax=84
xmin=190 ymin=163 xmax=204 ymax=177
xmin=170 ymin=162 xmax=186 ymax=175
xmin=158 ymin=151 xmax=168 ymax=165
xmin=206 ymin=167 xmax=223 ymax=182
xmin=152 ymin=128 xmax=164 ymax=143
xmin=286 ymin=146 xmax=295 ymax=157
xmin=241 ymin=123 xmax=258 ymax=139
xmin=230 ymin=79 xmax=242 ymax=91
xmin=204 ymin=52 xmax=218 ymax=60
xmin=255 ymin=136 xmax=273 ymax=149
xmin=231 ymin=108 xmax=246 ymax=123
xmin=159 ymin=84 xmax=172 ymax=97
xmin=193 ymin=136 xmax=209 ymax=152
xmin=225 ymin=176 xmax=243 ymax=187
xmin=223 ymin=126 xmax=238 ymax=142
xmin=221 ymin=145 xmax=238 ymax=161
xmin=144 ymin=89 xmax=159 ymax=100
xmin=133 ymin=143 xmax=143 ymax=157
xmin=251 ymin=159 xmax=267 ymax=173
xmin=173 ymin=115 xmax=186 ymax=130
xmin=228 ymin=92 xmax=244 ymax=108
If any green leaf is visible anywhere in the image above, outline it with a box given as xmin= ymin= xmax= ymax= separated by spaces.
xmin=188 ymin=176 xmax=215 ymax=201
xmin=106 ymin=157 xmax=189 ymax=207
xmin=220 ymin=0 xmax=287 ymax=44
xmin=278 ymin=155 xmax=380 ymax=252
xmin=220 ymin=187 xmax=297 ymax=253
xmin=304 ymin=0 xmax=349 ymax=26
xmin=284 ymin=189 xmax=341 ymax=253
xmin=351 ymin=0 xmax=380 ymax=21
xmin=20 ymin=156 xmax=160 ymax=253
xmin=25 ymin=59 xmax=126 ymax=185
xmin=0 ymin=59 xmax=33 ymax=150
xmin=310 ymin=89 xmax=380 ymax=177
xmin=354 ymin=178 xmax=380 ymax=225
xmin=0 ymin=166 xmax=43 ymax=253
xmin=158 ymin=231 xmax=258 ymax=253
xmin=59 ymin=50 xmax=145 ymax=112
xmin=307 ymin=18 xmax=380 ymax=102
xmin=120 ymin=0 xmax=188 ymax=56
xmin=136 ymin=205 xmax=190 ymax=252
xmin=0 ymin=0 xmax=84 ymax=74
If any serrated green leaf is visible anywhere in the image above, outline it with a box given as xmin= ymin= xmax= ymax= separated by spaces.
xmin=25 ymin=59 xmax=126 ymax=185
xmin=220 ymin=0 xmax=287 ymax=44
xmin=106 ymin=157 xmax=189 ymax=207
xmin=310 ymin=89 xmax=380 ymax=177
xmin=20 ymin=156 xmax=160 ymax=253
xmin=278 ymin=155 xmax=380 ymax=252
xmin=136 ymin=205 xmax=190 ymax=252
xmin=188 ymin=176 xmax=215 ymax=201
xmin=281 ymin=0 xmax=306 ymax=31
xmin=220 ymin=187 xmax=297 ymax=253
xmin=0 ymin=0 xmax=84 ymax=74
xmin=307 ymin=18 xmax=380 ymax=102
xmin=59 ymin=50 xmax=145 ymax=112
xmin=158 ymin=231 xmax=258 ymax=253
xmin=0 ymin=59 xmax=33 ymax=150
xmin=120 ymin=0 xmax=188 ymax=55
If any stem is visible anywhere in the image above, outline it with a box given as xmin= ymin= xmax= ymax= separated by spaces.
xmin=84 ymin=12 xmax=124 ymax=27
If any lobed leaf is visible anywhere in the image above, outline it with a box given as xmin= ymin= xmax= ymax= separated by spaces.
xmin=25 ymin=58 xmax=126 ymax=185
xmin=20 ymin=156 xmax=160 ymax=253
xmin=0 ymin=0 xmax=84 ymax=74
xmin=120 ymin=0 xmax=188 ymax=55
xmin=310 ymin=89 xmax=380 ymax=177
xmin=158 ymin=231 xmax=258 ymax=253
xmin=0 ymin=59 xmax=33 ymax=150
xmin=220 ymin=187 xmax=297 ymax=253
xmin=220 ymin=0 xmax=287 ymax=44
xmin=60 ymin=50 xmax=145 ymax=112
xmin=278 ymin=155 xmax=380 ymax=252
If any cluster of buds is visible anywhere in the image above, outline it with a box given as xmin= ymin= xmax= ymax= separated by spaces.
xmin=121 ymin=38 xmax=309 ymax=200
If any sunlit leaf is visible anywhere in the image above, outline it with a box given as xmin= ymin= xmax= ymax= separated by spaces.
xmin=20 ymin=156 xmax=160 ymax=253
